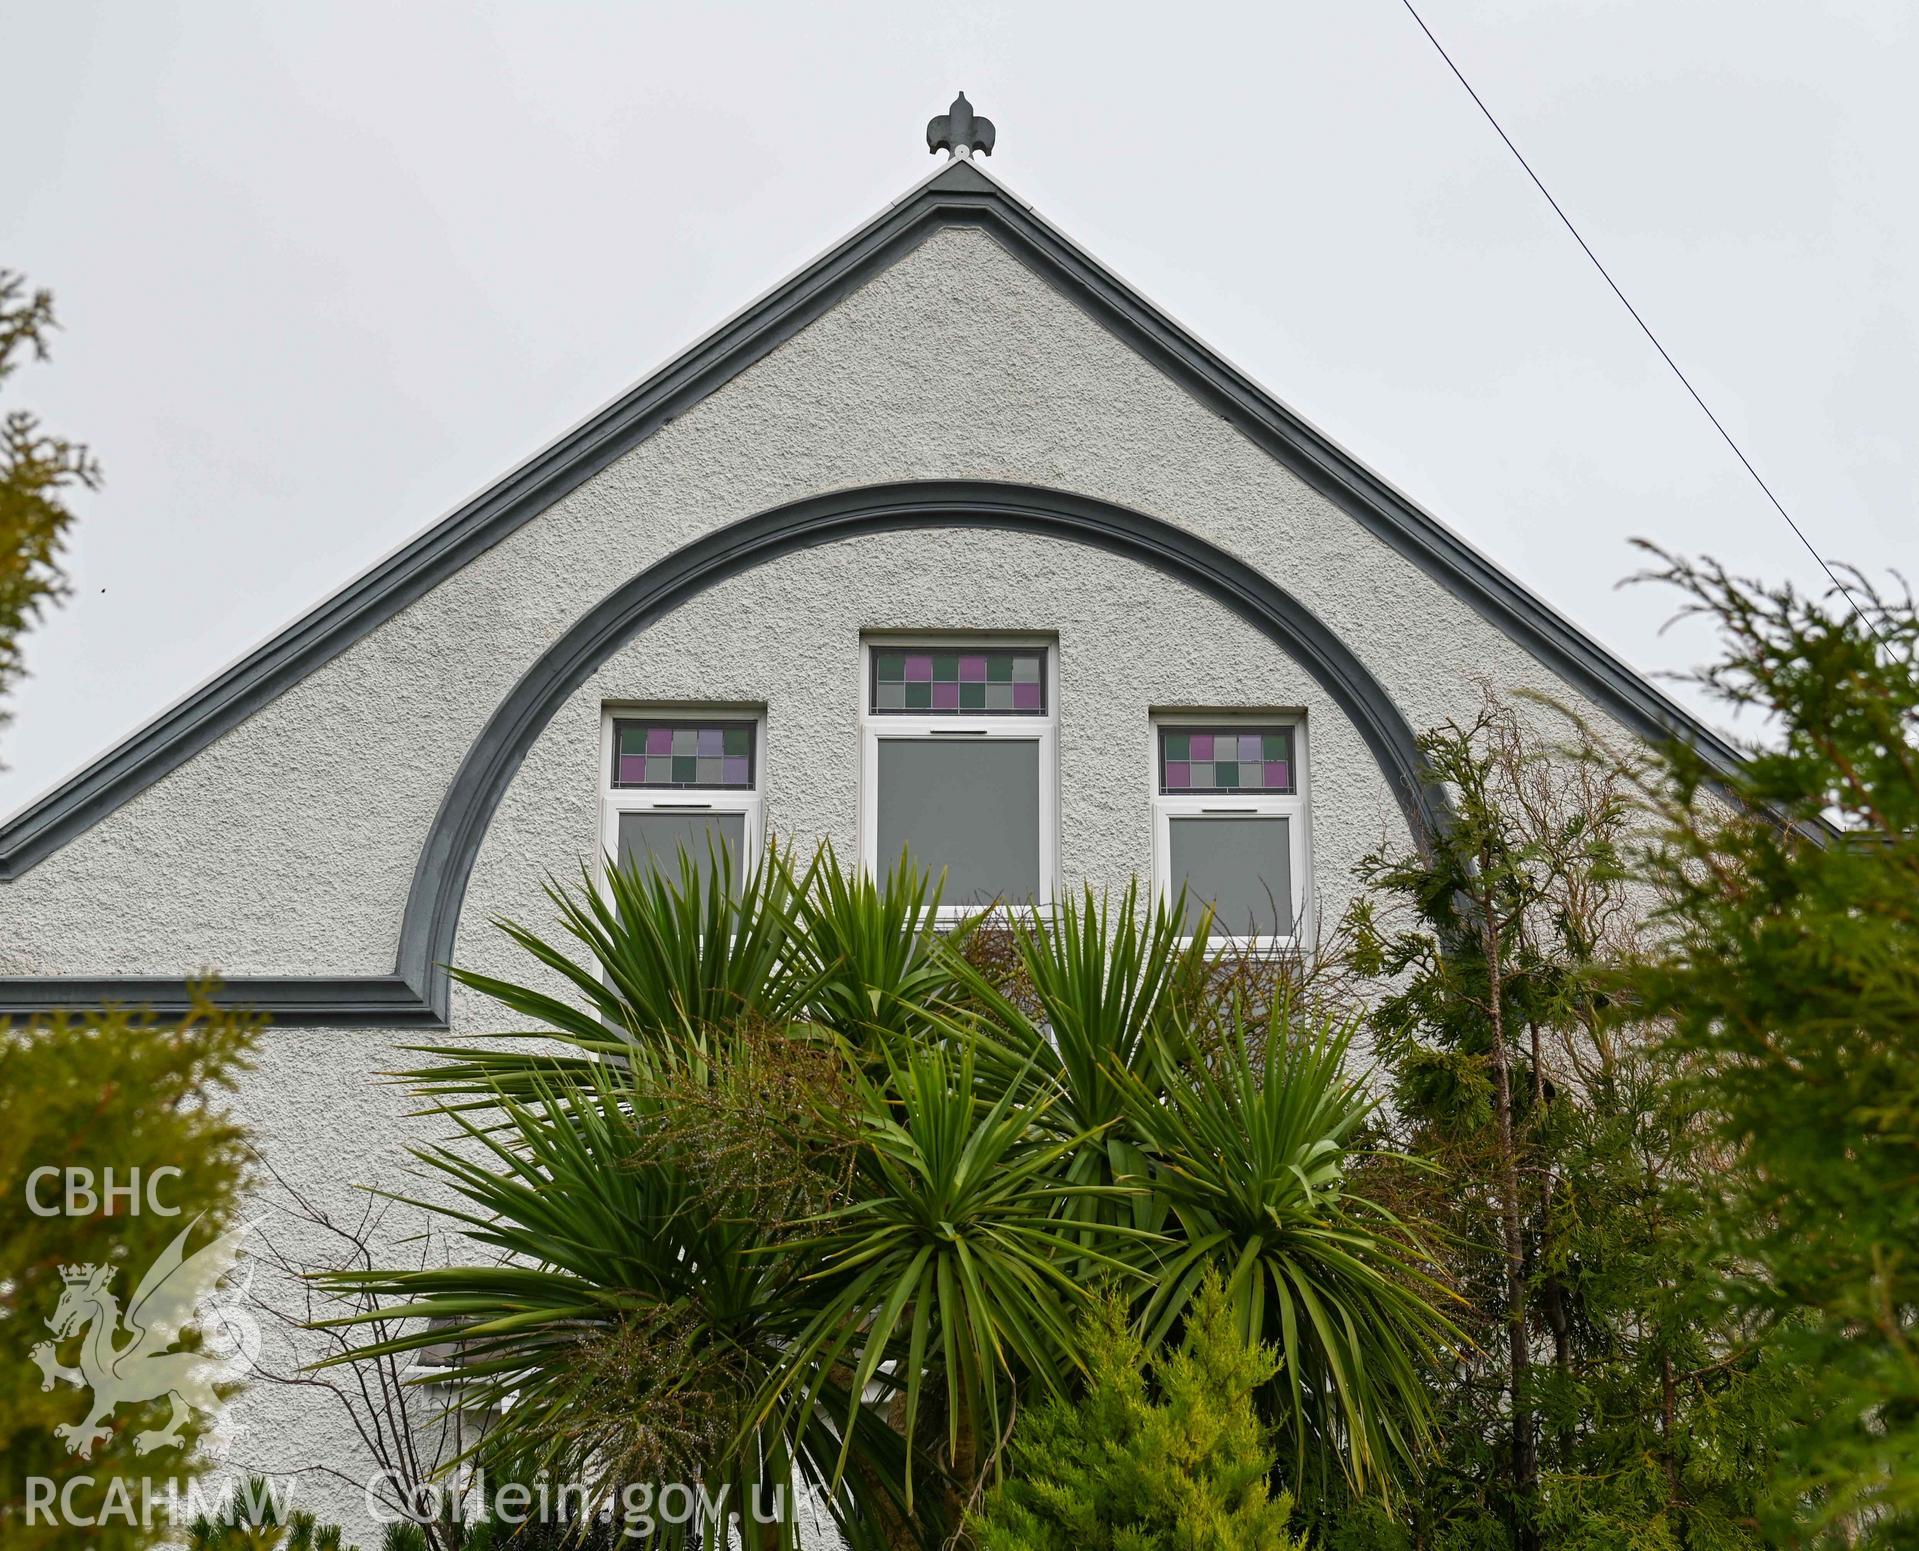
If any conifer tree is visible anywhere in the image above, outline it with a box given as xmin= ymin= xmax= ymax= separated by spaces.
xmin=0 ymin=269 xmax=97 ymax=742
xmin=1634 ymin=551 xmax=1919 ymax=1543
xmin=1342 ymin=694 xmax=1784 ymax=1551
xmin=0 ymin=275 xmax=260 ymax=1551
xmin=970 ymin=1272 xmax=1307 ymax=1551
xmin=0 ymin=997 xmax=260 ymax=1551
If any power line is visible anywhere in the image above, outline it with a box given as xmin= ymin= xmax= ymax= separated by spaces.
xmin=1397 ymin=0 xmax=1886 ymax=641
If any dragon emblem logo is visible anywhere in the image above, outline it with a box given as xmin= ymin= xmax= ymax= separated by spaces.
xmin=30 ymin=1215 xmax=259 ymax=1459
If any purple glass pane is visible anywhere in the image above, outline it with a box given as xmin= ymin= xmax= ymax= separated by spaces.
xmin=959 ymin=654 xmax=988 ymax=682
xmin=617 ymin=754 xmax=647 ymax=784
xmin=1265 ymin=761 xmax=1290 ymax=790
xmin=905 ymin=655 xmax=934 ymax=682
xmin=932 ymin=681 xmax=960 ymax=710
xmin=722 ymin=756 xmax=749 ymax=785
xmin=697 ymin=727 xmax=725 ymax=757
xmin=1238 ymin=734 xmax=1263 ymax=762
xmin=645 ymin=726 xmax=673 ymax=756
xmin=1190 ymin=733 xmax=1214 ymax=761
xmin=1165 ymin=761 xmax=1190 ymax=789
xmin=1012 ymin=681 xmax=1041 ymax=711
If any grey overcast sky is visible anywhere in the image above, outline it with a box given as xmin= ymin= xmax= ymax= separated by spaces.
xmin=3 ymin=0 xmax=1915 ymax=815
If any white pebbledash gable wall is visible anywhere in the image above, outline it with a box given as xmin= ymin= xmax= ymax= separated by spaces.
xmin=0 ymin=226 xmax=1588 ymax=979
xmin=0 ymin=222 xmax=1626 ymax=1537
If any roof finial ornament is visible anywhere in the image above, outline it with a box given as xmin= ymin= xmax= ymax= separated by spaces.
xmin=927 ymin=91 xmax=994 ymax=160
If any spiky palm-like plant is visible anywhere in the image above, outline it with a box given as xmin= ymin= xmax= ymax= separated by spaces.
xmin=959 ymin=882 xmax=1213 ymax=1236
xmin=1120 ymin=1004 xmax=1458 ymax=1504
xmin=762 ymin=1035 xmax=1144 ymax=1520
xmin=319 ymin=845 xmax=1451 ymax=1546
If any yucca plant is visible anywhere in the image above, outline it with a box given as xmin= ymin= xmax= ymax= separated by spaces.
xmin=186 ymin=1484 xmax=355 ymax=1551
xmin=788 ymin=845 xmax=963 ymax=1051
xmin=318 ymin=1039 xmax=912 ymax=1549
xmin=321 ymin=843 xmax=1451 ymax=1548
xmin=425 ymin=838 xmax=808 ymax=1099
xmin=762 ymin=1035 xmax=1141 ymax=1523
xmin=957 ymin=882 xmax=1214 ymax=1233
xmin=1118 ymin=1001 xmax=1458 ymax=1504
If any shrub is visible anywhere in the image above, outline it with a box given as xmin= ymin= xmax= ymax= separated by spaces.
xmin=971 ymin=1271 xmax=1306 ymax=1551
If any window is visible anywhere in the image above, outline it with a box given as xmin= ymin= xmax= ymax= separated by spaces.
xmin=860 ymin=641 xmax=1057 ymax=915
xmin=1151 ymin=718 xmax=1307 ymax=947
xmin=600 ymin=711 xmax=763 ymax=890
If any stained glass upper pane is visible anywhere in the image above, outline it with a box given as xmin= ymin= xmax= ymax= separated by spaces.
xmin=870 ymin=647 xmax=1046 ymax=715
xmin=611 ymin=719 xmax=755 ymax=789
xmin=1159 ymin=725 xmax=1295 ymax=795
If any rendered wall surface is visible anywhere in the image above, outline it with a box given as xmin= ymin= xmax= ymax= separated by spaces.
xmin=0 ymin=226 xmax=1593 ymax=977
xmin=0 ymin=220 xmax=1639 ymax=1539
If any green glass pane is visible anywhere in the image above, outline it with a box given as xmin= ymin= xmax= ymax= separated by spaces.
xmin=1217 ymin=762 xmax=1239 ymax=787
xmin=875 ymin=652 xmax=905 ymax=681
xmin=959 ymin=682 xmax=986 ymax=710
xmin=1264 ymin=731 xmax=1291 ymax=761
xmin=988 ymin=657 xmax=1013 ymax=683
xmin=905 ymin=681 xmax=932 ymax=710
xmin=723 ymin=726 xmax=750 ymax=757
xmin=1164 ymin=732 xmax=1190 ymax=762
xmin=619 ymin=727 xmax=648 ymax=757
xmin=932 ymin=653 xmax=959 ymax=681
xmin=671 ymin=756 xmax=698 ymax=783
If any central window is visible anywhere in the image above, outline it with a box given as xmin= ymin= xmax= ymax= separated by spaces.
xmin=859 ymin=639 xmax=1057 ymax=914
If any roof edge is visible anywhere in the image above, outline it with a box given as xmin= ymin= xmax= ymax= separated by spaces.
xmin=0 ymin=160 xmax=985 ymax=879
xmin=0 ymin=156 xmax=1738 ymax=882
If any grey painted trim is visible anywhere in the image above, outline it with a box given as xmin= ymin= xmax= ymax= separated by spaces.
xmin=0 ymin=482 xmax=1448 ymax=1028
xmin=951 ymin=176 xmax=1745 ymax=778
xmin=396 ymin=481 xmax=1446 ymax=1024
xmin=0 ymin=156 xmax=1738 ymax=884
xmin=0 ymin=166 xmax=980 ymax=882
xmin=0 ymin=975 xmax=439 ymax=1029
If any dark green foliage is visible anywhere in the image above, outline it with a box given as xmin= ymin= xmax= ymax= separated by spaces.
xmin=0 ymin=994 xmax=259 ymax=1551
xmin=1343 ymin=695 xmax=1781 ymax=1551
xmin=0 ymin=269 xmax=98 ymax=739
xmin=1633 ymin=551 xmax=1919 ymax=1542
xmin=1116 ymin=1003 xmax=1455 ymax=1506
xmin=185 ymin=1481 xmax=359 ymax=1549
xmin=330 ymin=847 xmax=1454 ymax=1548
xmin=956 ymin=886 xmax=1457 ymax=1505
xmin=970 ymin=1272 xmax=1307 ymax=1551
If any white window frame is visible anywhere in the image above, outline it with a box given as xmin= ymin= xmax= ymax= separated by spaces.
xmin=1149 ymin=712 xmax=1311 ymax=952
xmin=858 ymin=635 xmax=1059 ymax=923
xmin=598 ymin=706 xmax=765 ymax=885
